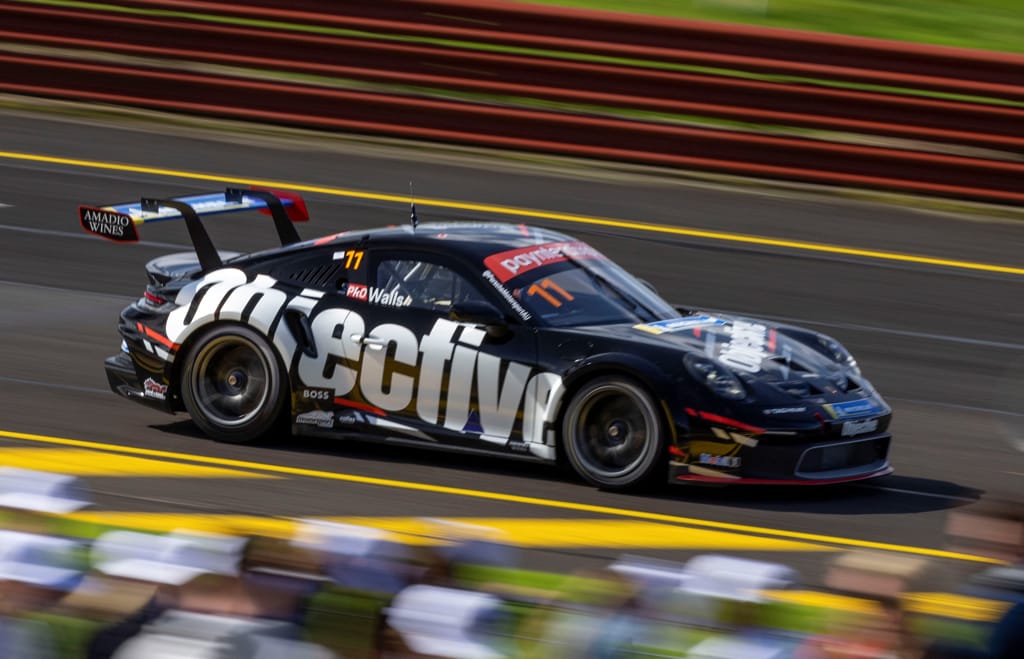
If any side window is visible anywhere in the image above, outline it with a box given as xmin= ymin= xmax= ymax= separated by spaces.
xmin=267 ymin=247 xmax=366 ymax=293
xmin=375 ymin=258 xmax=487 ymax=313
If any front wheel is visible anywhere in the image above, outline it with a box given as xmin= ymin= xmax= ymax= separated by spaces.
xmin=561 ymin=376 xmax=666 ymax=490
xmin=181 ymin=325 xmax=287 ymax=444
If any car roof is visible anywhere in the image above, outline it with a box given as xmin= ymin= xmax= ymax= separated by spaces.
xmin=249 ymin=221 xmax=579 ymax=263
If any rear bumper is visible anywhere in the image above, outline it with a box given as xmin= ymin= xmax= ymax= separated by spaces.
xmin=105 ymin=353 xmax=175 ymax=414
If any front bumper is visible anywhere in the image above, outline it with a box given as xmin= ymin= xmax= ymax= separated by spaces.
xmin=669 ymin=423 xmax=893 ymax=485
xmin=669 ymin=441 xmax=893 ymax=485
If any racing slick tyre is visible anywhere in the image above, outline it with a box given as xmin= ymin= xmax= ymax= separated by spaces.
xmin=181 ymin=325 xmax=287 ymax=444
xmin=561 ymin=376 xmax=666 ymax=490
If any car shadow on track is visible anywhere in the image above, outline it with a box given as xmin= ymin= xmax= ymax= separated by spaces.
xmin=637 ymin=475 xmax=983 ymax=516
xmin=151 ymin=420 xmax=982 ymax=516
xmin=149 ymin=419 xmax=572 ymax=486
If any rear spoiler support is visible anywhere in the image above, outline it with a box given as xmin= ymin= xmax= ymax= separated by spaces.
xmin=229 ymin=188 xmax=301 ymax=246
xmin=79 ymin=187 xmax=309 ymax=273
xmin=141 ymin=197 xmax=223 ymax=273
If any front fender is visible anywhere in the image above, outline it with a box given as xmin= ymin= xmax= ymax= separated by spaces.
xmin=558 ymin=352 xmax=690 ymax=442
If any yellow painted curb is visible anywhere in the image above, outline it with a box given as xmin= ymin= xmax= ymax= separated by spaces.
xmin=0 ymin=447 xmax=278 ymax=478
xmin=0 ymin=428 xmax=1002 ymax=564
xmin=67 ymin=513 xmax=833 ymax=551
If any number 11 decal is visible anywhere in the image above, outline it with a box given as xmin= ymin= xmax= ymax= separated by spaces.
xmin=336 ymin=250 xmax=364 ymax=269
xmin=526 ymin=278 xmax=574 ymax=307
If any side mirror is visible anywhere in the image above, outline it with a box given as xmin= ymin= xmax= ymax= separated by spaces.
xmin=449 ymin=300 xmax=509 ymax=337
xmin=449 ymin=300 xmax=505 ymax=325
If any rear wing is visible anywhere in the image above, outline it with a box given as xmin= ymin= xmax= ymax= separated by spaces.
xmin=78 ymin=187 xmax=309 ymax=272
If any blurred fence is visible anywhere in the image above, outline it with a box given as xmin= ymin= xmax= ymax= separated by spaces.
xmin=1 ymin=0 xmax=1023 ymax=204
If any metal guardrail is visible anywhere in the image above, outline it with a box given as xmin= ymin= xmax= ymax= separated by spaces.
xmin=1 ymin=0 xmax=1022 ymax=204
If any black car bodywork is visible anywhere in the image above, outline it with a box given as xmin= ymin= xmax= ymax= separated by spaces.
xmin=82 ymin=188 xmax=893 ymax=489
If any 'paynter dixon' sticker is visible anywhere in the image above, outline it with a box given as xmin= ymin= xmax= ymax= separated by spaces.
xmin=483 ymin=241 xmax=605 ymax=283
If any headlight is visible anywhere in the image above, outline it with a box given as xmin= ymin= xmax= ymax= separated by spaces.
xmin=684 ymin=354 xmax=747 ymax=400
xmin=818 ymin=336 xmax=860 ymax=374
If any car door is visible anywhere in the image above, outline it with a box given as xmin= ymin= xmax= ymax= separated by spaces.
xmin=268 ymin=241 xmax=373 ymax=430
xmin=345 ymin=247 xmax=546 ymax=454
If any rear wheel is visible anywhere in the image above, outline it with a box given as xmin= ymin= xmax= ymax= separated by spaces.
xmin=181 ymin=325 xmax=286 ymax=444
xmin=561 ymin=376 xmax=666 ymax=490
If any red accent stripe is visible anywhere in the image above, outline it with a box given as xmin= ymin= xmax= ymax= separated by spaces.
xmin=334 ymin=397 xmax=387 ymax=417
xmin=767 ymin=328 xmax=777 ymax=352
xmin=311 ymin=231 xmax=350 ymax=246
xmin=691 ymin=410 xmax=765 ymax=435
xmin=136 ymin=322 xmax=180 ymax=351
xmin=675 ymin=466 xmax=893 ymax=485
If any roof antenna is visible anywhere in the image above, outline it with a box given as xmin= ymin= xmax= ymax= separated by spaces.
xmin=409 ymin=180 xmax=419 ymax=230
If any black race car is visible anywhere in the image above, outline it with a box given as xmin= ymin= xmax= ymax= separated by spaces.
xmin=80 ymin=188 xmax=892 ymax=490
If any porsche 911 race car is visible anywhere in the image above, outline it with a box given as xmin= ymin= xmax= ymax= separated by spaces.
xmin=80 ymin=188 xmax=893 ymax=489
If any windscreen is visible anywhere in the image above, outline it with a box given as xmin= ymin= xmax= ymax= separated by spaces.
xmin=482 ymin=241 xmax=676 ymax=327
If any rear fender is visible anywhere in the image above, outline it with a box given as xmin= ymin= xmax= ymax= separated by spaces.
xmin=161 ymin=268 xmax=318 ymax=387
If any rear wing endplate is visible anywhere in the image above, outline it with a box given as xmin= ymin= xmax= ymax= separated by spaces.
xmin=78 ymin=187 xmax=309 ymax=272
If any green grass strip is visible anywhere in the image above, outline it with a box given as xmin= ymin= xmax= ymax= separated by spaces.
xmin=521 ymin=0 xmax=1024 ymax=54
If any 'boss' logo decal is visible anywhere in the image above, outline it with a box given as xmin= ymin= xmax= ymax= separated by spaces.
xmin=300 ymin=388 xmax=332 ymax=401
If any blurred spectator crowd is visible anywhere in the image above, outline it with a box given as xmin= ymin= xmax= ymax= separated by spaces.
xmin=0 ymin=466 xmax=1021 ymax=659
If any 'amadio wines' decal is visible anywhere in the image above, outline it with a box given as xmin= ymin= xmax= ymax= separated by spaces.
xmin=79 ymin=207 xmax=139 ymax=242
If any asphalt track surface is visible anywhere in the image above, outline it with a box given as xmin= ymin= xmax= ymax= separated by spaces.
xmin=1 ymin=106 xmax=1023 ymax=588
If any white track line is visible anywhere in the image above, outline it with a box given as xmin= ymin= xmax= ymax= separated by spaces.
xmin=0 ymin=376 xmax=110 ymax=395
xmin=852 ymin=484 xmax=980 ymax=502
xmin=0 ymin=223 xmax=192 ymax=249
